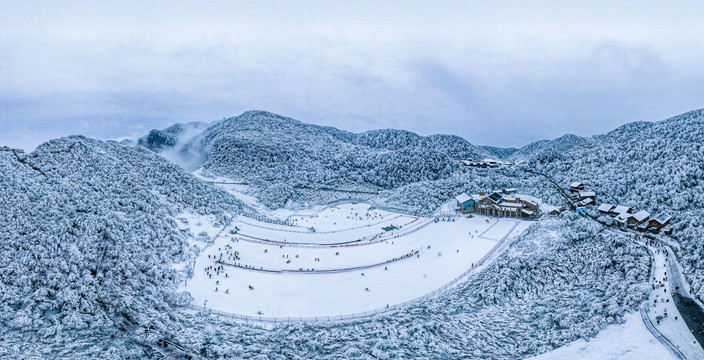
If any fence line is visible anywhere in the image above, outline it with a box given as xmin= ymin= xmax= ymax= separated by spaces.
xmin=183 ymin=220 xmax=518 ymax=323
xmin=240 ymin=214 xmax=408 ymax=235
xmin=640 ymin=302 xmax=687 ymax=360
xmin=230 ymin=217 xmax=433 ymax=249
xmin=216 ymin=249 xmax=419 ymax=274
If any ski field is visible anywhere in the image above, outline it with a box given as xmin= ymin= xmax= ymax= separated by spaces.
xmin=182 ymin=203 xmax=531 ymax=319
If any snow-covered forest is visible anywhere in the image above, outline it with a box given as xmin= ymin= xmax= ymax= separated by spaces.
xmin=512 ymin=109 xmax=704 ymax=302
xmin=0 ymin=137 xmax=245 ymax=357
xmin=2 ymin=108 xmax=703 ymax=358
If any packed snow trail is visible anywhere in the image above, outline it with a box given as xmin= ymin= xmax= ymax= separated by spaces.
xmin=606 ymin=230 xmax=704 ymax=359
xmin=215 ymin=249 xmax=419 ymax=274
xmin=183 ymin=206 xmax=530 ymax=319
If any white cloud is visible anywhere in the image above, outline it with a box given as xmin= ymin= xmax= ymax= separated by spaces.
xmin=1 ymin=1 xmax=703 ymax=150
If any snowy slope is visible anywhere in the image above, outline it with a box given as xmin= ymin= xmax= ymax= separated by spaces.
xmin=0 ymin=137 xmax=246 ymax=357
xmin=171 ymin=215 xmax=650 ymax=359
xmin=515 ymin=108 xmax=704 ymax=301
xmin=137 ymin=110 xmax=494 ymax=208
xmin=5 ymin=108 xmax=704 ymax=358
xmin=528 ymin=311 xmax=675 ymax=360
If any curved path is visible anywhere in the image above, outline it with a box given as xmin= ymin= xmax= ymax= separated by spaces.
xmin=231 ymin=217 xmax=433 ymax=248
xmin=519 ymin=167 xmax=704 ymax=357
xmin=236 ymin=214 xmax=409 ymax=235
xmin=214 ymin=249 xmax=419 ymax=274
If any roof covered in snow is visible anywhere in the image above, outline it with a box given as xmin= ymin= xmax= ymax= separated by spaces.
xmin=579 ymin=191 xmax=596 ymax=198
xmin=579 ymin=198 xmax=594 ymax=206
xmin=632 ymin=210 xmax=650 ymax=222
xmin=455 ymin=193 xmax=471 ymax=203
xmin=597 ymin=204 xmax=614 ymax=212
xmin=616 ymin=213 xmax=631 ymax=223
xmin=570 ymin=182 xmax=583 ymax=188
xmin=652 ymin=212 xmax=672 ymax=225
xmin=612 ymin=205 xmax=631 ymax=214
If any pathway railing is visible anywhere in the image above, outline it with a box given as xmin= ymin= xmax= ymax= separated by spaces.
xmin=215 ymin=249 xmax=419 ymax=274
xmin=640 ymin=302 xmax=687 ymax=360
xmin=230 ymin=217 xmax=433 ymax=249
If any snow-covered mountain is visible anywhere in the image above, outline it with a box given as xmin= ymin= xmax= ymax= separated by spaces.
xmin=141 ymin=111 xmax=491 ymax=194
xmin=3 ymin=108 xmax=704 ymax=358
xmin=509 ymin=133 xmax=594 ymax=161
xmin=0 ymin=136 xmax=245 ymax=356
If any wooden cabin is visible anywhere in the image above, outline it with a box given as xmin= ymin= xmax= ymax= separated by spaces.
xmin=570 ymin=182 xmax=585 ymax=192
xmin=648 ymin=213 xmax=672 ymax=232
xmin=615 ymin=212 xmax=632 ymax=227
xmin=610 ymin=205 xmax=631 ymax=217
xmin=597 ymin=203 xmax=614 ymax=214
xmin=455 ymin=193 xmax=475 ymax=214
xmin=628 ymin=210 xmax=650 ymax=228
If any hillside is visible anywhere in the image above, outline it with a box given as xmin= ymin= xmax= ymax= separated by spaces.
xmin=138 ymin=111 xmax=493 ymax=207
xmin=4 ymin=109 xmax=704 ymax=358
xmin=0 ymin=137 xmax=245 ymax=357
xmin=515 ymin=109 xmax=704 ymax=300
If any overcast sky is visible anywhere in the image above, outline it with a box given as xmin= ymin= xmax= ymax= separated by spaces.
xmin=2 ymin=1 xmax=704 ymax=150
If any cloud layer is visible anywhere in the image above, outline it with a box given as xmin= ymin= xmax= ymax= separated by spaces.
xmin=1 ymin=1 xmax=703 ymax=150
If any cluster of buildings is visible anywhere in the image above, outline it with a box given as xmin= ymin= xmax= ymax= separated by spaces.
xmin=460 ymin=158 xmax=513 ymax=168
xmin=455 ymin=179 xmax=674 ymax=235
xmin=596 ymin=203 xmax=672 ymax=234
xmin=569 ymin=182 xmax=597 ymax=207
xmin=455 ymin=189 xmax=550 ymax=219
xmin=570 ymin=181 xmax=672 ymax=234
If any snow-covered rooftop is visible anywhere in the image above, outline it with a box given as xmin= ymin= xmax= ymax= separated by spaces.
xmin=632 ymin=210 xmax=650 ymax=222
xmin=540 ymin=203 xmax=559 ymax=213
xmin=652 ymin=212 xmax=672 ymax=225
xmin=579 ymin=191 xmax=596 ymax=198
xmin=612 ymin=205 xmax=630 ymax=214
xmin=579 ymin=198 xmax=594 ymax=206
xmin=455 ymin=193 xmax=471 ymax=203
xmin=570 ymin=182 xmax=583 ymax=188
xmin=615 ymin=213 xmax=631 ymax=223
xmin=597 ymin=204 xmax=614 ymax=212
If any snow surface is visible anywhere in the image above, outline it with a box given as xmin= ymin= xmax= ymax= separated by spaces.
xmin=528 ymin=311 xmax=675 ymax=360
xmin=182 ymin=203 xmax=531 ymax=318
xmin=643 ymin=243 xmax=703 ymax=359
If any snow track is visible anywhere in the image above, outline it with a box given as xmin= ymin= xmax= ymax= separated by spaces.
xmin=181 ymin=203 xmax=531 ymax=320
